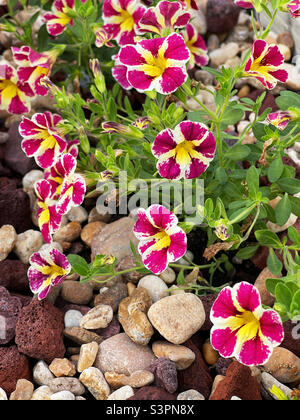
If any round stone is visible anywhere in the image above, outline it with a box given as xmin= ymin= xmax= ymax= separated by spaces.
xmin=137 ymin=275 xmax=169 ymax=303
xmin=64 ymin=310 xmax=83 ymax=328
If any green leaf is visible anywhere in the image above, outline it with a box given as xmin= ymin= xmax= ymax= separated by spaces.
xmin=236 ymin=245 xmax=259 ymax=260
xmin=275 ymin=194 xmax=291 ymax=226
xmin=290 ymin=290 xmax=300 ymax=314
xmin=268 ymin=157 xmax=284 ymax=183
xmin=246 ymin=166 xmax=259 ymax=198
xmin=255 ymin=230 xmax=282 ymax=249
xmin=275 ymin=283 xmax=292 ymax=312
xmin=288 ymin=226 xmax=300 ymax=245
xmin=224 ymin=145 xmax=250 ymax=161
xmin=177 ymin=269 xmax=185 ymax=285
xmin=289 ymin=196 xmax=300 ymax=218
xmin=277 ymin=178 xmax=300 ymax=195
xmin=276 ymin=91 xmax=300 ymax=110
xmin=266 ymin=278 xmax=284 ymax=295
xmin=267 ymin=248 xmax=283 ymax=276
xmin=67 ymin=254 xmax=90 ymax=276
xmin=221 ymin=106 xmax=245 ymax=126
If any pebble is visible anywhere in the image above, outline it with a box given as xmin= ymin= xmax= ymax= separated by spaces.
xmin=39 ymin=241 xmax=63 ymax=255
xmin=137 ymin=275 xmax=169 ymax=303
xmin=80 ymin=305 xmax=113 ymax=330
xmin=54 ymin=222 xmax=82 ymax=243
xmin=79 ymin=367 xmax=110 ymax=400
xmin=152 ymin=341 xmax=196 ymax=371
xmin=159 ymin=267 xmax=176 ymax=284
xmin=282 ymin=63 xmax=300 ymax=91
xmin=177 ymin=390 xmax=205 ymax=400
xmin=64 ymin=327 xmax=103 ymax=345
xmin=95 ymin=333 xmax=156 ymax=375
xmin=64 ymin=310 xmax=83 ymax=328
xmin=254 ymin=267 xmax=276 ymax=307
xmin=49 ymin=377 xmax=85 ymax=396
xmin=263 ymin=347 xmax=300 ymax=384
xmin=94 ymin=280 xmax=128 ymax=312
xmin=81 ymin=221 xmax=106 ymax=247
xmin=169 ymin=285 xmax=185 ymax=295
xmin=61 ymin=281 xmax=93 ymax=305
xmin=67 ymin=206 xmax=88 ymax=224
xmin=116 ymin=255 xmax=145 ymax=283
xmin=0 ymin=387 xmax=8 ymax=400
xmin=150 ymin=358 xmax=178 ymax=394
xmin=33 ymin=360 xmax=55 ymax=386
xmin=107 ymin=386 xmax=134 ymax=400
xmin=177 ymin=250 xmax=194 ymax=266
xmin=118 ymin=287 xmax=154 ymax=346
xmin=194 ymin=70 xmax=214 ymax=85
xmin=50 ymin=391 xmax=76 ymax=400
xmin=105 ymin=370 xmax=154 ymax=389
xmin=22 ymin=170 xmax=44 ymax=192
xmin=278 ymin=44 xmax=291 ymax=61
xmin=89 ymin=205 xmax=112 ymax=223
xmin=202 ymin=340 xmax=219 ymax=365
xmin=49 ymin=358 xmax=76 ymax=378
xmin=277 ymin=32 xmax=294 ymax=49
xmin=261 ymin=372 xmax=293 ymax=400
xmin=10 ymin=379 xmax=34 ymax=400
xmin=31 ymin=386 xmax=53 ymax=400
xmin=148 ymin=293 xmax=206 ymax=345
xmin=0 ymin=225 xmax=17 ymax=261
xmin=209 ymin=43 xmax=239 ymax=67
xmin=14 ymin=230 xmax=44 ymax=264
xmin=77 ymin=341 xmax=99 ymax=373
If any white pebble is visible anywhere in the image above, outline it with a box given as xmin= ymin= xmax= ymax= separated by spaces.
xmin=108 ymin=386 xmax=134 ymax=400
xmin=33 ymin=360 xmax=55 ymax=386
xmin=0 ymin=387 xmax=8 ymax=400
xmin=67 ymin=206 xmax=88 ymax=224
xmin=138 ymin=275 xmax=169 ymax=302
xmin=50 ymin=391 xmax=76 ymax=400
xmin=64 ymin=310 xmax=83 ymax=328
xmin=22 ymin=170 xmax=44 ymax=192
xmin=14 ymin=230 xmax=44 ymax=264
xmin=159 ymin=267 xmax=176 ymax=284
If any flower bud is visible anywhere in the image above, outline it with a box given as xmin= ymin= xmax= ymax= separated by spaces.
xmin=102 ymin=122 xmax=144 ymax=138
xmin=214 ymin=219 xmax=231 ymax=241
xmin=89 ymin=59 xmax=106 ymax=94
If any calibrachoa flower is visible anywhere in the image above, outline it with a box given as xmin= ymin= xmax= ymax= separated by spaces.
xmin=152 ymin=121 xmax=216 ymax=180
xmin=44 ymin=0 xmax=75 ymax=36
xmin=267 ymin=109 xmax=298 ymax=131
xmin=118 ymin=33 xmax=190 ymax=94
xmin=94 ymin=27 xmax=114 ymax=48
xmin=19 ymin=112 xmax=67 ymax=169
xmin=12 ymin=46 xmax=59 ymax=96
xmin=210 ymin=282 xmax=284 ymax=366
xmin=45 ymin=153 xmax=86 ymax=214
xmin=28 ymin=248 xmax=71 ymax=300
xmin=244 ymin=40 xmax=288 ymax=90
xmin=181 ymin=24 xmax=208 ymax=69
xmin=287 ymin=0 xmax=300 ymax=18
xmin=138 ymin=1 xmax=190 ymax=36
xmin=132 ymin=116 xmax=151 ymax=130
xmin=215 ymin=219 xmax=231 ymax=241
xmin=102 ymin=0 xmax=146 ymax=46
xmin=179 ymin=0 xmax=199 ymax=10
xmin=112 ymin=54 xmax=132 ymax=90
xmin=0 ymin=63 xmax=34 ymax=114
xmin=35 ymin=179 xmax=62 ymax=243
xmin=234 ymin=0 xmax=255 ymax=8
xmin=133 ymin=204 xmax=187 ymax=274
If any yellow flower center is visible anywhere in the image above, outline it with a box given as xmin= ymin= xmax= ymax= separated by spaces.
xmin=41 ymin=264 xmax=66 ymax=285
xmin=39 ymin=129 xmax=57 ymax=151
xmin=119 ymin=9 xmax=135 ymax=32
xmin=0 ymin=79 xmax=22 ymax=105
xmin=174 ymin=140 xmax=196 ymax=166
xmin=143 ymin=52 xmax=168 ymax=78
xmin=153 ymin=230 xmax=171 ymax=251
xmin=235 ymin=310 xmax=260 ymax=342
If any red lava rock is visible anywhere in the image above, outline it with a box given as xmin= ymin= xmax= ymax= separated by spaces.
xmin=11 ymin=293 xmax=32 ymax=307
xmin=210 ymin=361 xmax=262 ymax=400
xmin=15 ymin=299 xmax=66 ymax=363
xmin=206 ymin=0 xmax=240 ymax=34
xmin=0 ymin=188 xmax=32 ymax=234
xmin=199 ymin=294 xmax=217 ymax=331
xmin=0 ymin=286 xmax=22 ymax=344
xmin=94 ymin=316 xmax=121 ymax=339
xmin=0 ymin=345 xmax=31 ymax=395
xmin=0 ymin=260 xmax=30 ymax=293
xmin=127 ymin=386 xmax=177 ymax=400
xmin=215 ymin=357 xmax=234 ymax=376
xmin=4 ymin=121 xmax=37 ymax=176
xmin=281 ymin=320 xmax=300 ymax=358
xmin=150 ymin=357 xmax=178 ymax=394
xmin=177 ymin=338 xmax=213 ymax=400
xmin=0 ymin=177 xmax=19 ymax=193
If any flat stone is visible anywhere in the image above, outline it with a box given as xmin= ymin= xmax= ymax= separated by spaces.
xmin=94 ymin=333 xmax=156 ymax=375
xmin=49 ymin=377 xmax=85 ymax=396
xmin=31 ymin=386 xmax=53 ymax=400
xmin=0 ymin=387 xmax=8 ymax=400
xmin=80 ymin=305 xmax=113 ymax=330
xmin=64 ymin=327 xmax=103 ymax=345
xmin=148 ymin=294 xmax=206 ymax=344
xmin=79 ymin=367 xmax=110 ymax=400
xmin=263 ymin=347 xmax=300 ymax=384
xmin=261 ymin=372 xmax=293 ymax=400
xmin=50 ymin=391 xmax=76 ymax=400
xmin=53 ymin=222 xmax=82 ymax=243
xmin=152 ymin=341 xmax=196 ymax=370
xmin=81 ymin=222 xmax=106 ymax=247
xmin=105 ymin=370 xmax=154 ymax=389
xmin=107 ymin=386 xmax=134 ymax=400
xmin=61 ymin=281 xmax=93 ymax=305
xmin=67 ymin=206 xmax=88 ymax=224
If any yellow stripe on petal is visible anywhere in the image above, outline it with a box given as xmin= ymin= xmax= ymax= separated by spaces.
xmin=153 ymin=230 xmax=171 ymax=251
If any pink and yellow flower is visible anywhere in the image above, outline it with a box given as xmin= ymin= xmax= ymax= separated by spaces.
xmin=181 ymin=24 xmax=208 ymax=69
xmin=94 ymin=27 xmax=114 ymax=48
xmin=102 ymin=0 xmax=146 ymax=46
xmin=179 ymin=0 xmax=199 ymax=10
xmin=234 ymin=0 xmax=255 ymax=8
xmin=118 ymin=33 xmax=190 ymax=94
xmin=138 ymin=1 xmax=191 ymax=36
xmin=20 ymin=112 xmax=67 ymax=169
xmin=12 ymin=46 xmax=59 ymax=96
xmin=287 ymin=0 xmax=300 ymax=18
xmin=210 ymin=282 xmax=284 ymax=366
xmin=267 ymin=110 xmax=297 ymax=131
xmin=45 ymin=153 xmax=86 ymax=215
xmin=244 ymin=40 xmax=288 ymax=90
xmin=44 ymin=0 xmax=75 ymax=37
xmin=152 ymin=121 xmax=216 ymax=180
xmin=0 ymin=63 xmax=34 ymax=114
xmin=133 ymin=204 xmax=187 ymax=274
xmin=35 ymin=179 xmax=63 ymax=243
xmin=132 ymin=116 xmax=151 ymax=130
xmin=112 ymin=54 xmax=132 ymax=90
xmin=28 ymin=247 xmax=71 ymax=300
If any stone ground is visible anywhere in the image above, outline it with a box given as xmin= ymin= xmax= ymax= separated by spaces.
xmin=0 ymin=0 xmax=300 ymax=401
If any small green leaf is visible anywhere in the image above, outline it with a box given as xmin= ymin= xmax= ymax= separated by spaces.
xmin=268 ymin=157 xmax=284 ymax=183
xmin=266 ymin=278 xmax=283 ymax=295
xmin=290 ymin=290 xmax=300 ymax=314
xmin=255 ymin=230 xmax=282 ymax=249
xmin=277 ymin=178 xmax=300 ymax=195
xmin=67 ymin=254 xmax=90 ymax=276
xmin=177 ymin=269 xmax=185 ymax=285
xmin=275 ymin=283 xmax=292 ymax=312
xmin=267 ymin=248 xmax=282 ymax=276
xmin=275 ymin=194 xmax=291 ymax=226
xmin=236 ymin=245 xmax=260 ymax=260
xmin=224 ymin=145 xmax=250 ymax=161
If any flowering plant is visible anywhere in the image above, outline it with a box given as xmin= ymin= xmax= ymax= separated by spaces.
xmin=2 ymin=0 xmax=300 ymax=368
